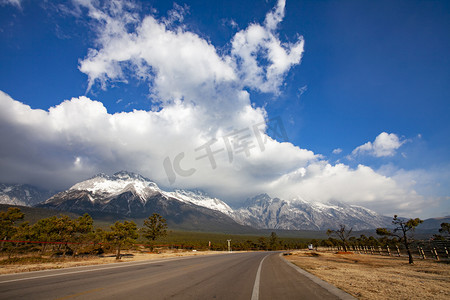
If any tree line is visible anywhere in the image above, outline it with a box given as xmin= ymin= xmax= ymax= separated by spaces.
xmin=0 ymin=207 xmax=168 ymax=260
xmin=0 ymin=207 xmax=309 ymax=259
xmin=3 ymin=207 xmax=447 ymax=263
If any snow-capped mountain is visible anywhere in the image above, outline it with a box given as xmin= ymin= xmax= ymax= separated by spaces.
xmin=232 ymin=194 xmax=392 ymax=231
xmin=69 ymin=171 xmax=162 ymax=203
xmin=64 ymin=171 xmax=234 ymax=216
xmin=0 ymin=183 xmax=55 ymax=206
xmin=38 ymin=171 xmax=245 ymax=232
xmin=5 ymin=171 xmax=394 ymax=231
xmin=164 ymin=189 xmax=234 ymax=217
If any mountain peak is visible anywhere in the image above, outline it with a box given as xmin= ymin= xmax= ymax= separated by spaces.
xmin=112 ymin=171 xmax=153 ymax=182
xmin=243 ymin=193 xmax=273 ymax=207
xmin=70 ymin=171 xmax=160 ymax=199
xmin=89 ymin=173 xmax=109 ymax=180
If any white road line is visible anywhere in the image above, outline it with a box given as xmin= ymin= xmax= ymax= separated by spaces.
xmin=0 ymin=256 xmax=193 ymax=284
xmin=251 ymin=254 xmax=269 ymax=300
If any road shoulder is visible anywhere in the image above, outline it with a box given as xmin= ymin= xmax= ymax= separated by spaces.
xmin=280 ymin=253 xmax=356 ymax=300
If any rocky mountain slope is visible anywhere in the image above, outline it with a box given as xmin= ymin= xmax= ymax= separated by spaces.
xmin=0 ymin=183 xmax=55 ymax=206
xmin=233 ymin=194 xmax=393 ymax=231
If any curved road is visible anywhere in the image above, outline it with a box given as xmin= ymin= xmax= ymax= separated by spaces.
xmin=0 ymin=252 xmax=354 ymax=299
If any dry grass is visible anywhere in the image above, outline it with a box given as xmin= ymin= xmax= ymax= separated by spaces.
xmin=286 ymin=250 xmax=450 ymax=300
xmin=0 ymin=249 xmax=225 ymax=275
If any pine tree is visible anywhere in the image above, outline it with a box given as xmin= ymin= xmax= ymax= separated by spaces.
xmin=142 ymin=213 xmax=168 ymax=241
xmin=106 ymin=221 xmax=138 ymax=260
xmin=377 ymin=215 xmax=423 ymax=264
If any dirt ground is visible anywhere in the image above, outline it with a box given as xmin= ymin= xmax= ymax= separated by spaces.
xmin=285 ymin=250 xmax=450 ymax=300
xmin=0 ymin=250 xmax=225 ymax=275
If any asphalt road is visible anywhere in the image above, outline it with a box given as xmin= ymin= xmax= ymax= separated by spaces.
xmin=0 ymin=252 xmax=354 ymax=299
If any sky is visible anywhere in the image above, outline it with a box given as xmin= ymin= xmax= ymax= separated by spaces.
xmin=0 ymin=0 xmax=449 ymax=218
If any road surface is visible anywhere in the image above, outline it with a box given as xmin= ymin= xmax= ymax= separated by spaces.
xmin=0 ymin=252 xmax=354 ymax=299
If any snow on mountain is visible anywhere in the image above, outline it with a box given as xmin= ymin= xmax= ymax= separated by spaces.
xmin=70 ymin=171 xmax=161 ymax=202
xmin=0 ymin=183 xmax=55 ymax=206
xmin=164 ymin=189 xmax=234 ymax=216
xmin=6 ymin=171 xmax=393 ymax=231
xmin=40 ymin=171 xmax=235 ymax=218
xmin=232 ymin=194 xmax=392 ymax=230
xmin=68 ymin=172 xmax=234 ymax=216
xmin=37 ymin=171 xmax=244 ymax=232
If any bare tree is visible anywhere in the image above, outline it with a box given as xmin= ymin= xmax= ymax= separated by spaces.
xmin=376 ymin=215 xmax=423 ymax=264
xmin=326 ymin=225 xmax=353 ymax=252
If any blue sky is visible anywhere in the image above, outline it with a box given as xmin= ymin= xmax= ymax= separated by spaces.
xmin=0 ymin=0 xmax=449 ymax=218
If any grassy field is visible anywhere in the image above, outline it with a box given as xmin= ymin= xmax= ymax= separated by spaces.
xmin=286 ymin=250 xmax=450 ymax=300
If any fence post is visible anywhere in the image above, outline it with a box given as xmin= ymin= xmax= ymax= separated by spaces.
xmin=418 ymin=247 xmax=425 ymax=259
xmin=433 ymin=248 xmax=439 ymax=261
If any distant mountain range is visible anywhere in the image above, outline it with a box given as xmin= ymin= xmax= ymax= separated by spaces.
xmin=0 ymin=183 xmax=55 ymax=206
xmin=233 ymin=194 xmax=393 ymax=231
xmin=1 ymin=171 xmax=447 ymax=232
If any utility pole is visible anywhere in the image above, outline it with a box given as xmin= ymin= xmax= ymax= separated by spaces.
xmin=227 ymin=239 xmax=232 ymax=252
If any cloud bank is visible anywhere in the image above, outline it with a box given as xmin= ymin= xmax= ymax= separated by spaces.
xmin=0 ymin=0 xmax=441 ymax=218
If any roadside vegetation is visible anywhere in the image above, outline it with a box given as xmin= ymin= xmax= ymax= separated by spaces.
xmin=0 ymin=207 xmax=310 ymax=266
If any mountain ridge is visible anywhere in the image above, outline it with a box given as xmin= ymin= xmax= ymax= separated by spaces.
xmin=37 ymin=171 xmax=248 ymax=232
xmin=1 ymin=171 xmax=445 ymax=231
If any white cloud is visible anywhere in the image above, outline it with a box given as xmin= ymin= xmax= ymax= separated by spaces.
xmin=230 ymin=0 xmax=304 ymax=94
xmin=351 ymin=132 xmax=406 ymax=158
xmin=0 ymin=90 xmax=316 ymax=201
xmin=264 ymin=0 xmax=286 ymax=31
xmin=76 ymin=0 xmax=304 ymax=99
xmin=297 ymin=85 xmax=307 ymax=98
xmin=0 ymin=0 xmax=21 ymax=9
xmin=77 ymin=0 xmax=237 ymax=106
xmin=269 ymin=162 xmax=429 ymax=217
xmin=163 ymin=3 xmax=189 ymax=26
xmin=332 ymin=148 xmax=342 ymax=155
